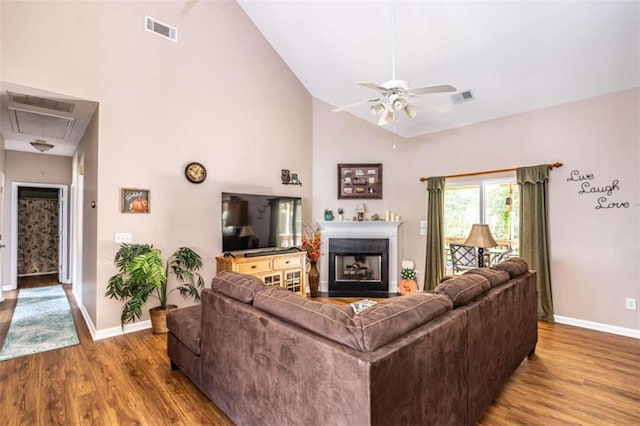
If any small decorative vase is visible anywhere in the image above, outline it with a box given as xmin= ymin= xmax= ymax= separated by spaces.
xmin=338 ymin=214 xmax=344 ymax=221
xmin=308 ymin=261 xmax=320 ymax=297
xmin=324 ymin=213 xmax=334 ymax=221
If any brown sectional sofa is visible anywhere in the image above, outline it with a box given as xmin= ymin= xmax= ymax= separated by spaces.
xmin=167 ymin=258 xmax=537 ymax=425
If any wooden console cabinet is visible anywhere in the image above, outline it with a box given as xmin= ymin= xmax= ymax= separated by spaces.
xmin=216 ymin=251 xmax=306 ymax=295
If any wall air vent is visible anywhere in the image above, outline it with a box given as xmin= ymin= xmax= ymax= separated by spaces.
xmin=451 ymin=90 xmax=475 ymax=105
xmin=145 ymin=15 xmax=178 ymax=42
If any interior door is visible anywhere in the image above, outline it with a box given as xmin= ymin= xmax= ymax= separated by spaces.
xmin=0 ymin=171 xmax=5 ymax=301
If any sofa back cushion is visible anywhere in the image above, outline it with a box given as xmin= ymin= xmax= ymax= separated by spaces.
xmin=434 ymin=274 xmax=491 ymax=307
xmin=463 ymin=267 xmax=510 ymax=288
xmin=491 ymin=257 xmax=529 ymax=278
xmin=211 ymin=271 xmax=267 ymax=304
xmin=254 ymin=287 xmax=364 ymax=350
xmin=356 ymin=293 xmax=453 ymax=352
xmin=254 ymin=287 xmax=453 ymax=352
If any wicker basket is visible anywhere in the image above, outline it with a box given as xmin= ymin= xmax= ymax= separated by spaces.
xmin=149 ymin=305 xmax=178 ymax=334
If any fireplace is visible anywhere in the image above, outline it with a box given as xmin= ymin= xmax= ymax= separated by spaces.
xmin=329 ymin=238 xmax=389 ymax=297
xmin=319 ymin=221 xmax=402 ymax=296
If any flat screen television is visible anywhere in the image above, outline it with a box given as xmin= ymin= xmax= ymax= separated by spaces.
xmin=221 ymin=192 xmax=302 ymax=254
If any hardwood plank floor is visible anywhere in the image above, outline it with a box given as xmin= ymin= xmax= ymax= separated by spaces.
xmin=0 ymin=288 xmax=638 ymax=425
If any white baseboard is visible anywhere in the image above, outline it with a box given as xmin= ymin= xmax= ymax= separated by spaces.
xmin=554 ymin=315 xmax=640 ymax=339
xmin=77 ymin=301 xmax=151 ymax=341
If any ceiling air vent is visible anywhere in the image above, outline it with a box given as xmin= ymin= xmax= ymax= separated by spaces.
xmin=451 ymin=90 xmax=474 ymax=105
xmin=145 ymin=15 xmax=178 ymax=42
xmin=9 ymin=91 xmax=75 ymax=113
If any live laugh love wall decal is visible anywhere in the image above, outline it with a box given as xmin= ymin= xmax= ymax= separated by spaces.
xmin=566 ymin=169 xmax=630 ymax=210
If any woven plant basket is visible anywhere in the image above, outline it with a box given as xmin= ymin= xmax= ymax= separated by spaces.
xmin=149 ymin=305 xmax=178 ymax=334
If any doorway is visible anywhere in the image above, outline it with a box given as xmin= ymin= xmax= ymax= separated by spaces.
xmin=11 ymin=182 xmax=69 ymax=289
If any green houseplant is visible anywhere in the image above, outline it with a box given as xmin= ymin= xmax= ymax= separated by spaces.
xmin=105 ymin=243 xmax=205 ymax=333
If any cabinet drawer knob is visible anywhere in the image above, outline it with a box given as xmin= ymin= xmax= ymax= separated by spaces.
xmin=251 ymin=265 xmax=257 ymax=269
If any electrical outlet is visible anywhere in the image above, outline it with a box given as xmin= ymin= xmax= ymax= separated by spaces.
xmin=625 ymin=298 xmax=637 ymax=311
xmin=114 ymin=233 xmax=132 ymax=243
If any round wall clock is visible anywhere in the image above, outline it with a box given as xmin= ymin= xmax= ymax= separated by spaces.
xmin=185 ymin=162 xmax=207 ymax=184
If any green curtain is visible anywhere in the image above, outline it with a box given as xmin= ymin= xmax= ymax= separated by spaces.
xmin=424 ymin=177 xmax=445 ymax=290
xmin=517 ymin=165 xmax=554 ymax=321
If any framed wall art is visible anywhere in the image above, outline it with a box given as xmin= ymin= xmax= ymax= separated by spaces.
xmin=121 ymin=188 xmax=150 ymax=213
xmin=337 ymin=163 xmax=382 ymax=199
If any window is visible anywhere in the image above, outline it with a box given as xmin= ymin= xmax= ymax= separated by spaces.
xmin=444 ymin=177 xmax=519 ymax=270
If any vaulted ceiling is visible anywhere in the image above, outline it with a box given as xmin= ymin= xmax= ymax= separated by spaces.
xmin=238 ymin=1 xmax=639 ymax=138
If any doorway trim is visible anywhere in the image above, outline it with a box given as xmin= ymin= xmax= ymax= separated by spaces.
xmin=10 ymin=182 xmax=70 ymax=290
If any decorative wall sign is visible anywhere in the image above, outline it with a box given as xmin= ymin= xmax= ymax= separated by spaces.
xmin=338 ymin=163 xmax=382 ymax=199
xmin=121 ymin=188 xmax=150 ymax=213
xmin=566 ymin=169 xmax=630 ymax=210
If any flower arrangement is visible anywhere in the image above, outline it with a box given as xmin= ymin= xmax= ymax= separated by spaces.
xmin=301 ymin=225 xmax=322 ymax=263
xmin=400 ymin=259 xmax=417 ymax=280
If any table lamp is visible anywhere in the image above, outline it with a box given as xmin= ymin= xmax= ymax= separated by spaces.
xmin=463 ymin=224 xmax=498 ymax=267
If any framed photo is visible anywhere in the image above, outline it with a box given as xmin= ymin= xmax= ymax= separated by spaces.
xmin=338 ymin=163 xmax=382 ymax=199
xmin=121 ymin=188 xmax=150 ymax=213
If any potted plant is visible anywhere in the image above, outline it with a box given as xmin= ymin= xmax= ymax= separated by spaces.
xmin=105 ymin=243 xmax=205 ymax=333
xmin=324 ymin=209 xmax=334 ymax=221
xmin=337 ymin=208 xmax=345 ymax=221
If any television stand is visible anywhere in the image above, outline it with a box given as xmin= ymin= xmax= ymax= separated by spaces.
xmin=243 ymin=247 xmax=300 ymax=257
xmin=216 ymin=250 xmax=306 ymax=295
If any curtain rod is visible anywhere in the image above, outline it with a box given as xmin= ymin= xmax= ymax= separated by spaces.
xmin=419 ymin=162 xmax=563 ymax=182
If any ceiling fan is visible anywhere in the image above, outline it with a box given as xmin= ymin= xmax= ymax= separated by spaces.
xmin=332 ymin=80 xmax=457 ymax=126
xmin=331 ymin=0 xmax=457 ymax=126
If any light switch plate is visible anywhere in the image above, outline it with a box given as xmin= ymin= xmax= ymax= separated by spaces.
xmin=115 ymin=233 xmax=132 ymax=243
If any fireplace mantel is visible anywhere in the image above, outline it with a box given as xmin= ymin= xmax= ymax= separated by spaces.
xmin=319 ymin=221 xmax=403 ymax=294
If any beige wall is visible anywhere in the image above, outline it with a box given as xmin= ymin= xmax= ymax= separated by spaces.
xmin=313 ymin=89 xmax=640 ymax=332
xmin=2 ymin=1 xmax=312 ymax=331
xmin=75 ymin=109 xmax=99 ymax=325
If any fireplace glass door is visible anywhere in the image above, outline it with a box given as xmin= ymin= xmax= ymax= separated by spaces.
xmin=334 ymin=254 xmax=382 ymax=282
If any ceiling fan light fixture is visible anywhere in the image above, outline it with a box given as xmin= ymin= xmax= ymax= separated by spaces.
xmin=392 ymin=98 xmax=405 ymax=111
xmin=370 ymin=104 xmax=385 ymax=115
xmin=404 ymin=104 xmax=418 ymax=119
xmin=30 ymin=139 xmax=55 ymax=152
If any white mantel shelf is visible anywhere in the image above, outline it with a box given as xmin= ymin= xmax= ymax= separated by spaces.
xmin=319 ymin=221 xmax=404 ymax=294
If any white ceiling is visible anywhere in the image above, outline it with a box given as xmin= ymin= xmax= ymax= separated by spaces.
xmin=1 ymin=82 xmax=98 ymax=157
xmin=238 ymin=1 xmax=640 ymax=138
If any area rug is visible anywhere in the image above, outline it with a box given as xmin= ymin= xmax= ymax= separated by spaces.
xmin=0 ymin=285 xmax=79 ymax=361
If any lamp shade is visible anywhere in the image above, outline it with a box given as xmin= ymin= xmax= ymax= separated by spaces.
xmin=30 ymin=139 xmax=54 ymax=152
xmin=464 ymin=224 xmax=498 ymax=248
xmin=239 ymin=225 xmax=255 ymax=238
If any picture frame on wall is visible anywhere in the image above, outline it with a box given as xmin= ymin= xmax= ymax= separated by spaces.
xmin=121 ymin=188 xmax=150 ymax=213
xmin=338 ymin=163 xmax=382 ymax=199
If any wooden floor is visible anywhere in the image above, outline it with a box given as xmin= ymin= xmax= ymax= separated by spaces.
xmin=0 ymin=289 xmax=638 ymax=425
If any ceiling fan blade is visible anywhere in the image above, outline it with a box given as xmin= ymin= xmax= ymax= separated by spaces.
xmin=410 ymin=95 xmax=452 ymax=114
xmin=410 ymin=84 xmax=457 ymax=95
xmin=332 ymin=98 xmax=381 ymax=113
xmin=358 ymin=82 xmax=388 ymax=93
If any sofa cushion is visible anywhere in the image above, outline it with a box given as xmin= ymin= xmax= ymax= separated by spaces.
xmin=356 ymin=293 xmax=453 ymax=352
xmin=464 ymin=267 xmax=510 ymax=288
xmin=253 ymin=287 xmax=363 ymax=350
xmin=434 ymin=274 xmax=491 ymax=307
xmin=211 ymin=271 xmax=267 ymax=304
xmin=492 ymin=257 xmax=529 ymax=278
xmin=167 ymin=305 xmax=202 ymax=356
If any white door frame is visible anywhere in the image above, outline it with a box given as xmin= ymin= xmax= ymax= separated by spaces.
xmin=0 ymin=171 xmax=5 ymax=301
xmin=71 ymin=152 xmax=84 ymax=303
xmin=10 ymin=182 xmax=70 ymax=289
